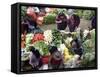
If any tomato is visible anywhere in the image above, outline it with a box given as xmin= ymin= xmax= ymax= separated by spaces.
xmin=32 ymin=33 xmax=44 ymax=43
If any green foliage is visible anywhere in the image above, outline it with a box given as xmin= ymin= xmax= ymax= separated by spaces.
xmin=51 ymin=8 xmax=59 ymax=15
xmin=82 ymin=10 xmax=95 ymax=20
xmin=81 ymin=30 xmax=95 ymax=67
xmin=21 ymin=6 xmax=27 ymax=20
xmin=57 ymin=8 xmax=67 ymax=15
xmin=33 ymin=41 xmax=49 ymax=56
xmin=74 ymin=10 xmax=95 ymax=20
xmin=51 ymin=29 xmax=63 ymax=47
xmin=75 ymin=10 xmax=83 ymax=18
xmin=43 ymin=13 xmax=56 ymax=24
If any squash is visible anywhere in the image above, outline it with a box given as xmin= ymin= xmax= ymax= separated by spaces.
xmin=63 ymin=47 xmax=73 ymax=63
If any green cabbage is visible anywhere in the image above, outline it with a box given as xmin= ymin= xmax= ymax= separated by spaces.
xmin=33 ymin=41 xmax=49 ymax=56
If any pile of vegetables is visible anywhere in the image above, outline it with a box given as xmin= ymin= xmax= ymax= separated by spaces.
xmin=33 ymin=40 xmax=49 ymax=56
xmin=21 ymin=27 xmax=96 ymax=68
xmin=25 ymin=33 xmax=33 ymax=52
xmin=51 ymin=29 xmax=63 ymax=47
xmin=81 ymin=29 xmax=95 ymax=66
xmin=32 ymin=33 xmax=44 ymax=43
xmin=43 ymin=13 xmax=56 ymax=24
xmin=20 ymin=6 xmax=96 ymax=70
xmin=63 ymin=47 xmax=73 ymax=63
xmin=44 ymin=30 xmax=53 ymax=45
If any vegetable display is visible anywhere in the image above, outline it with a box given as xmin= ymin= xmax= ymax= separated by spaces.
xmin=32 ymin=33 xmax=44 ymax=43
xmin=44 ymin=30 xmax=53 ymax=45
xmin=33 ymin=40 xmax=49 ymax=56
xmin=20 ymin=6 xmax=96 ymax=71
xmin=21 ymin=24 xmax=96 ymax=69
xmin=63 ymin=47 xmax=73 ymax=63
xmin=21 ymin=28 xmax=95 ymax=65
xmin=51 ymin=29 xmax=63 ymax=47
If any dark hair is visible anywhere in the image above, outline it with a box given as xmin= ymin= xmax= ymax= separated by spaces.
xmin=23 ymin=15 xmax=37 ymax=27
xmin=30 ymin=46 xmax=40 ymax=58
xmin=71 ymin=38 xmax=83 ymax=57
xmin=58 ymin=12 xmax=66 ymax=18
xmin=21 ymin=23 xmax=28 ymax=34
xmin=91 ymin=16 xmax=96 ymax=29
xmin=67 ymin=33 xmax=72 ymax=37
xmin=71 ymin=14 xmax=80 ymax=27
xmin=49 ymin=46 xmax=58 ymax=54
xmin=71 ymin=38 xmax=81 ymax=48
xmin=68 ymin=14 xmax=80 ymax=32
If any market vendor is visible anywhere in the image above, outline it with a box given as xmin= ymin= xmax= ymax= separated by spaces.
xmin=29 ymin=46 xmax=43 ymax=70
xmin=56 ymin=12 xmax=67 ymax=30
xmin=49 ymin=46 xmax=63 ymax=69
xmin=70 ymin=38 xmax=84 ymax=58
xmin=91 ymin=16 xmax=96 ymax=29
xmin=67 ymin=9 xmax=80 ymax=32
xmin=26 ymin=7 xmax=39 ymax=33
